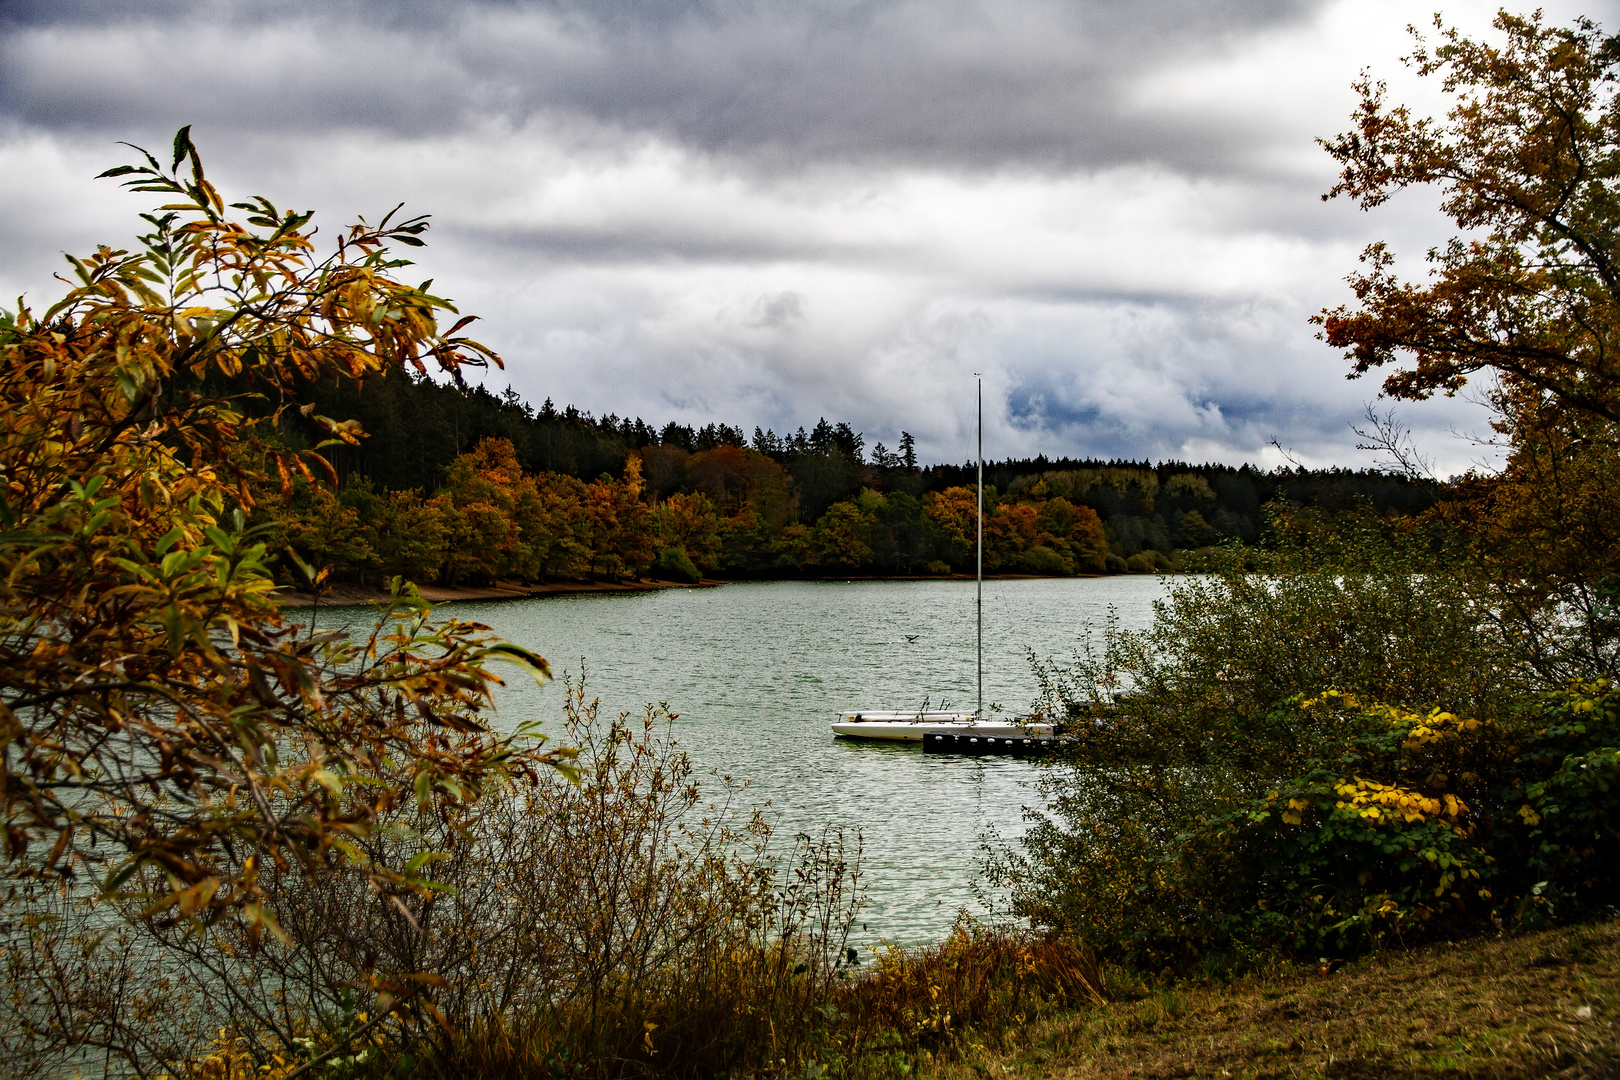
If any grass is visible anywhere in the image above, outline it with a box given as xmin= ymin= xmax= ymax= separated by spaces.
xmin=919 ymin=918 xmax=1620 ymax=1079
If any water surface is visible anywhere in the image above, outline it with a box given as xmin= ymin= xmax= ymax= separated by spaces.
xmin=325 ymin=576 xmax=1170 ymax=941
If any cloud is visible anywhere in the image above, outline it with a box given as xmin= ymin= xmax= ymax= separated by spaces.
xmin=0 ymin=0 xmax=1331 ymax=172
xmin=2 ymin=0 xmax=1613 ymax=473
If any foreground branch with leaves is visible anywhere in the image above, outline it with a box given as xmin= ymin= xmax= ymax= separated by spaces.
xmin=0 ymin=130 xmax=569 ymax=948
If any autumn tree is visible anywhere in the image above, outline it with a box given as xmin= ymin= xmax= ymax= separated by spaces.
xmin=985 ymin=502 xmax=1039 ymax=571
xmin=922 ymin=486 xmax=979 ymax=568
xmin=687 ymin=443 xmax=796 ymax=526
xmin=515 ymin=472 xmax=589 ymax=583
xmin=439 ymin=438 xmax=525 ymax=583
xmin=813 ymin=500 xmax=875 ymax=569
xmin=1319 ymin=11 xmax=1620 ymax=430
xmin=583 ymin=456 xmax=656 ymax=580
xmin=282 ymin=482 xmax=380 ymax=583
xmin=1318 ymin=11 xmax=1620 ymax=675
xmin=654 ymin=491 xmax=722 ymax=570
xmin=1039 ymin=496 xmax=1110 ymax=571
xmin=0 ymin=130 xmax=566 ymax=943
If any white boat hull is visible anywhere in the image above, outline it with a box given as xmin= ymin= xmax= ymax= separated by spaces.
xmin=832 ymin=711 xmax=1054 ymax=743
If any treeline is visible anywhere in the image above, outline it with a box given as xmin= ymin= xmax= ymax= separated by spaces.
xmin=259 ymin=437 xmax=1114 ymax=585
xmin=264 ymin=368 xmax=1442 ymax=586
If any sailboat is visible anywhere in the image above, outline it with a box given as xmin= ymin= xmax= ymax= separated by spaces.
xmin=831 ymin=377 xmax=1056 ymax=748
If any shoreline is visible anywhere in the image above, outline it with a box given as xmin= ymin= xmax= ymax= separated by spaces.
xmin=274 ymin=577 xmax=724 ymax=608
xmin=273 ymin=570 xmax=1126 ymax=609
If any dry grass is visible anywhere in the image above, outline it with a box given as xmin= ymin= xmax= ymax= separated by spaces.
xmin=923 ymin=919 xmax=1620 ymax=1080
xmin=413 ymin=923 xmax=1103 ymax=1080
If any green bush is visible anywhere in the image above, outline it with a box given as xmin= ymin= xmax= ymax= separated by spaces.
xmin=1159 ymin=685 xmax=1620 ymax=958
xmin=1125 ymin=552 xmax=1157 ymax=573
xmin=652 ymin=545 xmax=702 ymax=583
xmin=1004 ymin=683 xmax=1620 ymax=969
xmin=996 ymin=527 xmax=1534 ymax=968
xmin=1019 ymin=544 xmax=1073 ymax=576
xmin=1105 ymin=553 xmax=1128 ymax=573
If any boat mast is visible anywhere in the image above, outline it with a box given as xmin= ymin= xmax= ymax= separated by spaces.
xmin=976 ymin=374 xmax=983 ymax=719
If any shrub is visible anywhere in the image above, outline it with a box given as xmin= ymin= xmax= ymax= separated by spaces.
xmin=2 ymin=680 xmax=1106 ymax=1079
xmin=1019 ymin=543 xmax=1073 ymax=576
xmin=1 ymin=683 xmax=864 ymax=1079
xmin=1104 ymin=553 xmax=1129 ymax=573
xmin=1135 ymin=685 xmax=1620 ymax=959
xmin=652 ymin=545 xmax=702 ymax=583
xmin=996 ymin=528 xmax=1531 ymax=968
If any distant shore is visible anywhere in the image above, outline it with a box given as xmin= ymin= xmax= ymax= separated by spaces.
xmin=274 ymin=570 xmax=1123 ymax=608
xmin=274 ymin=577 xmax=724 ymax=608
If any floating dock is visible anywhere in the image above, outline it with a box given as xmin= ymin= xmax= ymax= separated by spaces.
xmin=922 ymin=730 xmax=1058 ymax=756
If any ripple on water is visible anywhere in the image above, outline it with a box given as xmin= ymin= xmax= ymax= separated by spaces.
xmin=312 ymin=576 xmax=1169 ymax=943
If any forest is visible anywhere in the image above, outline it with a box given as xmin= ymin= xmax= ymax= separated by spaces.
xmin=263 ymin=367 xmax=1439 ymax=587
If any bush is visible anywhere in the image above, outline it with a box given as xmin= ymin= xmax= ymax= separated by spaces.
xmin=652 ymin=545 xmax=702 ymax=583
xmin=2 ymin=684 xmax=864 ymax=1079
xmin=1140 ymin=685 xmax=1620 ymax=959
xmin=2 ymin=682 xmax=1106 ymax=1079
xmin=1019 ymin=544 xmax=1073 ymax=576
xmin=995 ymin=526 xmax=1531 ymax=968
xmin=1150 ymin=549 xmax=1181 ymax=571
xmin=1125 ymin=552 xmax=1157 ymax=573
xmin=1104 ymin=553 xmax=1129 ymax=573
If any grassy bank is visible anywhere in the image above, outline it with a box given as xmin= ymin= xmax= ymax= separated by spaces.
xmin=921 ymin=919 xmax=1620 ymax=1080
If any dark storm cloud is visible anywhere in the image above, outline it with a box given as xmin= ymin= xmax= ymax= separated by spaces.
xmin=0 ymin=0 xmax=1327 ymax=172
xmin=4 ymin=0 xmax=1592 ymax=471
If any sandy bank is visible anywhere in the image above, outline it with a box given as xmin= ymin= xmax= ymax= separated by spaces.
xmin=275 ymin=571 xmax=1135 ymax=608
xmin=274 ymin=578 xmax=722 ymax=609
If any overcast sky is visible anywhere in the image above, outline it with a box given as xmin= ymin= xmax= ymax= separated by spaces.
xmin=3 ymin=0 xmax=1614 ymax=472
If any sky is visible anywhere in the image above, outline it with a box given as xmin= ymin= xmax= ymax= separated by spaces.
xmin=3 ymin=0 xmax=1615 ymax=473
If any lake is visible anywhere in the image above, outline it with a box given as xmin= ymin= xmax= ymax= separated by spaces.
xmin=318 ymin=576 xmax=1171 ymax=943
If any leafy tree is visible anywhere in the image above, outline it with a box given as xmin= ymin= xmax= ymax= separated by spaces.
xmin=813 ymin=500 xmax=876 ymax=569
xmin=986 ymin=502 xmax=1039 ymax=571
xmin=439 ymin=438 xmax=525 ymax=583
xmin=871 ymin=490 xmax=927 ymax=573
xmin=654 ymin=491 xmax=722 ymax=570
xmin=523 ymin=472 xmax=592 ymax=582
xmin=922 ymin=486 xmax=978 ymax=569
xmin=687 ymin=444 xmax=796 ymax=525
xmin=583 ymin=457 xmax=655 ymax=580
xmin=639 ymin=443 xmax=691 ymax=502
xmin=1037 ymin=496 xmax=1109 ymax=571
xmin=768 ymin=522 xmax=814 ymax=570
xmin=1318 ymin=10 xmax=1620 ymax=677
xmin=379 ymin=487 xmax=452 ymax=582
xmin=1318 ymin=12 xmax=1620 ymax=430
xmin=0 ymin=130 xmax=565 ymax=937
xmin=1176 ymin=508 xmax=1217 ymax=549
xmin=715 ymin=505 xmax=772 ymax=573
xmin=283 ymin=482 xmax=380 ymax=583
